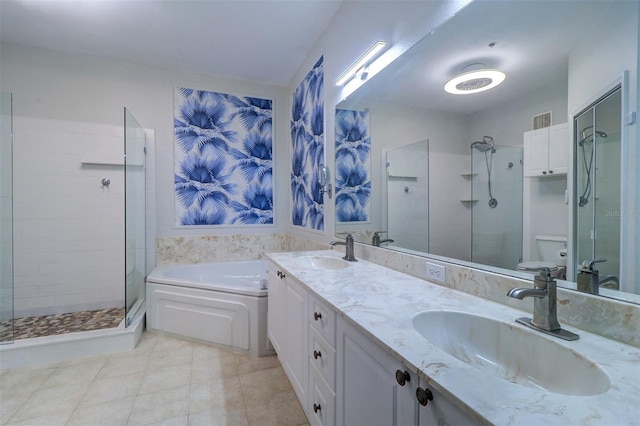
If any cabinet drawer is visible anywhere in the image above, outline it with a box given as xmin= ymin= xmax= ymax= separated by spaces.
xmin=308 ymin=363 xmax=336 ymax=426
xmin=309 ymin=326 xmax=336 ymax=389
xmin=309 ymin=295 xmax=336 ymax=344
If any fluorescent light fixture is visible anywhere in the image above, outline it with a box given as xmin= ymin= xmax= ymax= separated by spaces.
xmin=444 ymin=69 xmax=506 ymax=95
xmin=335 ymin=41 xmax=386 ymax=86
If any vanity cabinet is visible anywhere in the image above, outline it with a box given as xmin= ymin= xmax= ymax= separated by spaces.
xmin=267 ymin=261 xmax=308 ymax=405
xmin=307 ymin=295 xmax=337 ymax=426
xmin=268 ymin=259 xmax=478 ymax=426
xmin=336 ymin=317 xmax=418 ymax=426
xmin=523 ymin=123 xmax=569 ymax=177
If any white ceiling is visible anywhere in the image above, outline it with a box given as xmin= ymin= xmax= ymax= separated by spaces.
xmin=0 ymin=0 xmax=344 ymax=87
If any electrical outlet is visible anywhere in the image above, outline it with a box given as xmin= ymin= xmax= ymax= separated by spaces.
xmin=425 ymin=262 xmax=446 ymax=283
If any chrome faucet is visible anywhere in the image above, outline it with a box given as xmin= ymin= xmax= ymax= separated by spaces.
xmin=372 ymin=231 xmax=394 ymax=247
xmin=507 ymin=267 xmax=579 ymax=341
xmin=577 ymin=259 xmax=619 ymax=293
xmin=330 ymin=233 xmax=357 ymax=262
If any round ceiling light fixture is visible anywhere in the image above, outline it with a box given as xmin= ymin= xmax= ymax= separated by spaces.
xmin=444 ymin=67 xmax=506 ymax=95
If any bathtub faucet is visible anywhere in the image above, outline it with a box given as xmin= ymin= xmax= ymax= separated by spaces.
xmin=330 ymin=233 xmax=357 ymax=262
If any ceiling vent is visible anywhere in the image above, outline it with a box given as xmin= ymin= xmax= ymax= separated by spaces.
xmin=532 ymin=111 xmax=553 ymax=130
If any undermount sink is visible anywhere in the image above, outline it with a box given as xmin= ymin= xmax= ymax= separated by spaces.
xmin=412 ymin=311 xmax=611 ymax=396
xmin=295 ymin=255 xmax=350 ymax=270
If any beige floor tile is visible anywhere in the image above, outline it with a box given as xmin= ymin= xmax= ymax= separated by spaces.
xmin=66 ymin=396 xmax=135 ymax=426
xmin=4 ymin=413 xmax=70 ymax=425
xmin=97 ymin=351 xmax=152 ymax=379
xmin=0 ymin=391 xmax=31 ymax=424
xmin=8 ymin=381 xmax=90 ymax=422
xmin=190 ymin=352 xmax=238 ymax=384
xmin=238 ymin=366 xmax=293 ymax=396
xmin=128 ymin=385 xmax=190 ymax=425
xmin=187 ymin=406 xmax=249 ymax=426
xmin=138 ymin=363 xmax=192 ymax=395
xmin=80 ymin=371 xmax=144 ymax=406
xmin=189 ymin=376 xmax=244 ymax=413
xmin=244 ymin=389 xmax=308 ymax=426
xmin=234 ymin=353 xmax=280 ymax=375
xmin=40 ymin=357 xmax=105 ymax=388
xmin=0 ymin=364 xmax=57 ymax=396
xmin=148 ymin=338 xmax=194 ymax=369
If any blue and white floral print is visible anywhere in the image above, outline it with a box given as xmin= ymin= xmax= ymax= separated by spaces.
xmin=174 ymin=88 xmax=273 ymax=226
xmin=335 ymin=109 xmax=371 ymax=222
xmin=291 ymin=56 xmax=324 ymax=230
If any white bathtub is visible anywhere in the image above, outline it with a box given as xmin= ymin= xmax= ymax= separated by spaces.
xmin=146 ymin=260 xmax=273 ymax=356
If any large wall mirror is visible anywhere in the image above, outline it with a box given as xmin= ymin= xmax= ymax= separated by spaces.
xmin=335 ymin=0 xmax=639 ymax=303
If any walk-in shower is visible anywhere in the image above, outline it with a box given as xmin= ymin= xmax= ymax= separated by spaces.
xmin=470 ymin=138 xmax=523 ymax=270
xmin=0 ymin=91 xmax=146 ymax=363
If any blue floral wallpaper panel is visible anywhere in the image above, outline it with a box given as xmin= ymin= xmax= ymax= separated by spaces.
xmin=174 ymin=88 xmax=273 ymax=226
xmin=335 ymin=109 xmax=371 ymax=222
xmin=291 ymin=56 xmax=324 ymax=230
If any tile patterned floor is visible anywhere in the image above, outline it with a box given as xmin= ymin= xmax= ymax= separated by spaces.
xmin=0 ymin=308 xmax=125 ymax=341
xmin=0 ymin=332 xmax=309 ymax=426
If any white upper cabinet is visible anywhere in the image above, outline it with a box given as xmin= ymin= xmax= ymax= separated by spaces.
xmin=523 ymin=123 xmax=569 ymax=177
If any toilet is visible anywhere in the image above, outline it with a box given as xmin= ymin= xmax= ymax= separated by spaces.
xmin=517 ymin=235 xmax=567 ymax=278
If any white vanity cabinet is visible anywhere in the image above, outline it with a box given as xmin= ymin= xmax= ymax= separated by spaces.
xmin=307 ymin=295 xmax=337 ymax=426
xmin=268 ymin=259 xmax=480 ymax=426
xmin=267 ymin=261 xmax=308 ymax=405
xmin=336 ymin=317 xmax=418 ymax=426
xmin=523 ymin=123 xmax=569 ymax=177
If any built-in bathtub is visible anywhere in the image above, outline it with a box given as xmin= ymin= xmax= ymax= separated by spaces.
xmin=146 ymin=260 xmax=273 ymax=356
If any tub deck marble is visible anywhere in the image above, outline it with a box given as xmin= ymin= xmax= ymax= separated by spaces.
xmin=266 ymin=250 xmax=640 ymax=425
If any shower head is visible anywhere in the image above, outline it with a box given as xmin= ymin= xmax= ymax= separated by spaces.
xmin=471 ymin=141 xmax=494 ymax=152
xmin=578 ymin=126 xmax=608 ymax=146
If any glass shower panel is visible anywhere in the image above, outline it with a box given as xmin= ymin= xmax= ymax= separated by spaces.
xmin=471 ymin=144 xmax=523 ymax=270
xmin=386 ymin=140 xmax=429 ymax=252
xmin=575 ymin=88 xmax=621 ymax=285
xmin=0 ymin=92 xmax=13 ymax=343
xmin=124 ymin=108 xmax=146 ymax=327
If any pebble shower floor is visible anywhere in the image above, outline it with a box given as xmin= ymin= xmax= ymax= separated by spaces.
xmin=0 ymin=307 xmax=125 ymax=341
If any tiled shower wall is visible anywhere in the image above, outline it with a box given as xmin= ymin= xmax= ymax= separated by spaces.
xmin=12 ymin=117 xmax=125 ymax=318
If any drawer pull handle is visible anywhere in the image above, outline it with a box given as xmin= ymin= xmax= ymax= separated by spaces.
xmin=313 ymin=403 xmax=321 ymax=413
xmin=314 ymin=312 xmax=322 ymax=321
xmin=395 ymin=369 xmax=410 ymax=386
xmin=314 ymin=350 xmax=322 ymax=359
xmin=416 ymin=387 xmax=434 ymax=406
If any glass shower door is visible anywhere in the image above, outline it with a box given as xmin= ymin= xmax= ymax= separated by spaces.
xmin=124 ymin=108 xmax=146 ymax=326
xmin=0 ymin=93 xmax=13 ymax=343
xmin=574 ymin=87 xmax=621 ymax=286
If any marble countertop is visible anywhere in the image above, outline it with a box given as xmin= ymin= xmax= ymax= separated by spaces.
xmin=266 ymin=250 xmax=640 ymax=425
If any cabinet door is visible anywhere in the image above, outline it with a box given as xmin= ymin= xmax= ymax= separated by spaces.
xmin=283 ymin=276 xmax=308 ymax=403
xmin=547 ymin=122 xmax=569 ymax=175
xmin=523 ymin=128 xmax=550 ymax=177
xmin=267 ymin=262 xmax=284 ymax=354
xmin=417 ymin=380 xmax=480 ymax=426
xmin=336 ymin=318 xmax=417 ymax=426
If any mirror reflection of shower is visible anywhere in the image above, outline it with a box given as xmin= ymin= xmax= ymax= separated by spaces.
xmin=471 ymin=136 xmax=497 ymax=208
xmin=574 ymin=86 xmax=621 ymax=289
xmin=577 ymin=125 xmax=607 ymax=208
